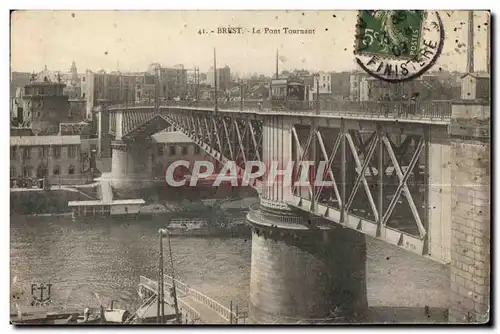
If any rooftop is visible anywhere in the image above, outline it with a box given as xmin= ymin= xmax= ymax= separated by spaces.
xmin=151 ymin=131 xmax=193 ymax=144
xmin=10 ymin=135 xmax=81 ymax=147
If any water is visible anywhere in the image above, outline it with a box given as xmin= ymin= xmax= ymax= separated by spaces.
xmin=10 ymin=215 xmax=450 ymax=322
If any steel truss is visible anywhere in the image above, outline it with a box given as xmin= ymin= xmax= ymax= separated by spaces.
xmin=158 ymin=110 xmax=263 ymax=186
xmin=112 ymin=107 xmax=431 ymax=258
xmin=289 ymin=122 xmax=430 ymax=257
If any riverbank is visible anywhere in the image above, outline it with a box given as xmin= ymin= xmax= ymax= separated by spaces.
xmin=10 ymin=188 xmax=96 ymax=215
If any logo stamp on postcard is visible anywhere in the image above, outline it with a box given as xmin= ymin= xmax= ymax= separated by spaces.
xmin=354 ymin=10 xmax=444 ymax=82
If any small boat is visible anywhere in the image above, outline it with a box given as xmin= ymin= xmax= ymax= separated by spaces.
xmin=166 ymin=219 xmax=210 ymax=236
xmin=126 ymin=229 xmax=183 ymax=324
xmin=11 ymin=300 xmax=130 ymax=325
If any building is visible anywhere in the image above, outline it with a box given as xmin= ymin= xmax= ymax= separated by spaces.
xmin=119 ymin=74 xmax=137 ymax=102
xmin=310 ymin=72 xmax=332 ymax=100
xmin=349 ymin=72 xmax=369 ymax=101
xmin=22 ymin=67 xmax=70 ymax=135
xmin=68 ymin=98 xmax=87 ymax=121
xmin=63 ymin=61 xmax=82 ymax=98
xmin=460 ymin=73 xmax=490 ymax=100
xmin=10 ymin=72 xmax=32 ymax=120
xmin=207 ymin=66 xmax=231 ymax=92
xmin=150 ymin=131 xmax=209 ymax=180
xmin=330 ymin=72 xmax=352 ymax=99
xmin=147 ymin=63 xmax=189 ymax=100
xmin=10 ymin=135 xmax=89 ymax=186
xmin=359 ymin=75 xmax=462 ymax=102
xmin=81 ymin=70 xmax=125 ymax=120
xmin=11 ymin=87 xmax=25 ymax=125
xmin=135 ymin=73 xmax=156 ymax=103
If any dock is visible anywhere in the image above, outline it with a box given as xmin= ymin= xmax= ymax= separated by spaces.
xmin=134 ymin=276 xmax=247 ymax=324
xmin=68 ymin=180 xmax=145 ymax=218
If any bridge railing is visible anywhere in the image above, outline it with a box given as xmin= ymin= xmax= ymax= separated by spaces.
xmin=247 ymin=202 xmax=321 ymax=226
xmin=161 ymin=275 xmax=237 ymax=322
xmin=108 ymin=100 xmax=453 ymax=121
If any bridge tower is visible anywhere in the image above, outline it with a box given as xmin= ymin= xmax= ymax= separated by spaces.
xmin=247 ymin=116 xmax=367 ymax=323
xmin=447 ymin=11 xmax=490 ymax=323
xmin=109 ymin=109 xmax=154 ymax=192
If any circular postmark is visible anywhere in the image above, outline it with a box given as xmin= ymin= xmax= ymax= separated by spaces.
xmin=354 ymin=10 xmax=444 ymax=83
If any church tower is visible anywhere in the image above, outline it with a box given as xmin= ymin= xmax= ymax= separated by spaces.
xmin=70 ymin=61 xmax=78 ymax=82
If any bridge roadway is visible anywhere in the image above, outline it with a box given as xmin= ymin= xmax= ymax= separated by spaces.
xmin=99 ymin=99 xmax=490 ymax=324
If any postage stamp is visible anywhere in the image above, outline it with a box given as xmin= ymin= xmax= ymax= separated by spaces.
xmin=354 ymin=10 xmax=444 ymax=82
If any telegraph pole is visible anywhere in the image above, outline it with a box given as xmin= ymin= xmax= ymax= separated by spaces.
xmin=467 ymin=11 xmax=474 ymax=73
xmin=275 ymin=49 xmax=279 ymax=79
xmin=487 ymin=13 xmax=490 ymax=74
xmin=240 ymin=80 xmax=244 ymax=111
xmin=316 ymin=74 xmax=320 ymax=114
xmin=214 ymin=48 xmax=218 ymax=113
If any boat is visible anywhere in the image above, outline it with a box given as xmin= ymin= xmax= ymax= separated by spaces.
xmin=11 ymin=300 xmax=131 ymax=325
xmin=165 ymin=218 xmax=251 ymax=237
xmin=68 ymin=199 xmax=145 ymax=220
xmin=166 ymin=219 xmax=210 ymax=236
xmin=125 ymin=229 xmax=183 ymax=324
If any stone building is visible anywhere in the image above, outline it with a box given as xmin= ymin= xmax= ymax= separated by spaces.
xmin=150 ymin=131 xmax=207 ymax=180
xmin=207 ymin=65 xmax=231 ymax=91
xmin=22 ymin=67 xmax=70 ymax=135
xmin=10 ymin=135 xmax=89 ymax=186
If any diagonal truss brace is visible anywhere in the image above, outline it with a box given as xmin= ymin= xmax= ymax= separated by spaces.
xmin=345 ymin=132 xmax=379 ymax=222
xmin=381 ymin=136 xmax=426 ymax=238
xmin=314 ymin=131 xmax=342 ymax=206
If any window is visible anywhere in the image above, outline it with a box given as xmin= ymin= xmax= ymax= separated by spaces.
xmin=10 ymin=147 xmax=17 ymax=159
xmin=53 ymin=147 xmax=61 ymax=159
xmin=82 ymin=93 xmax=86 ymax=98
xmin=169 ymin=146 xmax=176 ymax=156
xmin=157 ymin=145 xmax=164 ymax=156
xmin=10 ymin=167 xmax=16 ymax=178
xmin=194 ymin=145 xmax=201 ymax=155
xmin=38 ymin=148 xmax=48 ymax=161
xmin=181 ymin=146 xmax=188 ymax=155
xmin=68 ymin=146 xmax=77 ymax=159
xmin=23 ymin=148 xmax=31 ymax=160
xmin=23 ymin=166 xmax=32 ymax=178
xmin=68 ymin=165 xmax=75 ymax=175
xmin=82 ymin=77 xmax=85 ymax=82
xmin=53 ymin=165 xmax=60 ymax=175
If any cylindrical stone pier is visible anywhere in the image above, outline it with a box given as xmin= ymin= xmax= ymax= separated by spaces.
xmin=247 ymin=206 xmax=367 ymax=324
xmin=110 ymin=140 xmax=129 ymax=189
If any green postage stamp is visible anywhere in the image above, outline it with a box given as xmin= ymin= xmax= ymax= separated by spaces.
xmin=355 ymin=10 xmax=426 ymax=60
xmin=354 ymin=10 xmax=444 ymax=82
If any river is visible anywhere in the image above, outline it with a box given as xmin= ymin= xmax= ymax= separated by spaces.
xmin=10 ymin=214 xmax=450 ymax=323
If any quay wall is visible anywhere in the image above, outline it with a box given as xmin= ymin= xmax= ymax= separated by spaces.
xmin=10 ymin=189 xmax=94 ymax=215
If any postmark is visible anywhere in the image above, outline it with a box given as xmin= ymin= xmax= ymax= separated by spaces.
xmin=354 ymin=10 xmax=444 ymax=82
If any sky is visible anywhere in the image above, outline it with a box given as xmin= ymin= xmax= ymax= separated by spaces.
xmin=10 ymin=10 xmax=490 ymax=75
